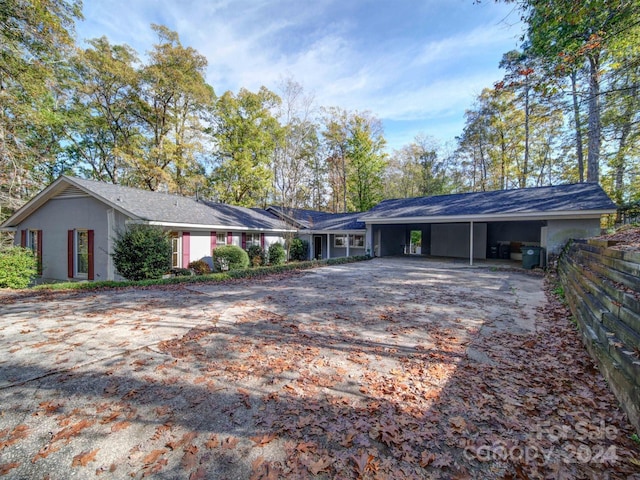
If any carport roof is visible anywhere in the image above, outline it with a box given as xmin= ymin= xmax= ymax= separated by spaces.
xmin=360 ymin=183 xmax=617 ymax=223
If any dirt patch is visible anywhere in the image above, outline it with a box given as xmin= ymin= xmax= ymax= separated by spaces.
xmin=597 ymin=225 xmax=640 ymax=252
xmin=0 ymin=258 xmax=638 ymax=479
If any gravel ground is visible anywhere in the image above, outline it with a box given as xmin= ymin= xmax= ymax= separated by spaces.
xmin=0 ymin=257 xmax=637 ymax=479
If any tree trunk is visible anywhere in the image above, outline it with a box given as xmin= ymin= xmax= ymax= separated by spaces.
xmin=586 ymin=54 xmax=601 ymax=183
xmin=523 ymin=85 xmax=530 ymax=188
xmin=570 ymin=70 xmax=585 ymax=182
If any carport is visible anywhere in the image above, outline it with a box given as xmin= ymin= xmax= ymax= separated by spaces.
xmin=359 ymin=183 xmax=617 ymax=266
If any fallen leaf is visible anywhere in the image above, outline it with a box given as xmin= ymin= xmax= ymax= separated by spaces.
xmin=420 ymin=451 xmax=436 ymax=467
xmin=305 ymin=456 xmax=332 ymax=475
xmin=71 ymin=449 xmax=99 ymax=467
xmin=0 ymin=424 xmax=29 ymax=449
xmin=189 ymin=467 xmax=207 ymax=480
xmin=351 ymin=452 xmax=374 ymax=477
xmin=142 ymin=449 xmax=167 ymax=465
xmin=250 ymin=433 xmax=276 ymax=446
xmin=0 ymin=463 xmax=20 ymax=475
xmin=204 ymin=434 xmax=219 ymax=449
xmin=221 ymin=436 xmax=239 ymax=450
xmin=432 ymin=451 xmax=454 ymax=469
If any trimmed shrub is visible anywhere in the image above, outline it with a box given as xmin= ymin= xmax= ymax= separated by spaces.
xmin=268 ymin=242 xmax=286 ymax=265
xmin=112 ymin=225 xmax=172 ymax=280
xmin=247 ymin=245 xmax=266 ymax=267
xmin=170 ymin=268 xmax=193 ymax=277
xmin=0 ymin=247 xmax=37 ymax=288
xmin=289 ymin=238 xmax=309 ymax=262
xmin=212 ymin=245 xmax=249 ymax=271
xmin=188 ymin=259 xmax=211 ymax=275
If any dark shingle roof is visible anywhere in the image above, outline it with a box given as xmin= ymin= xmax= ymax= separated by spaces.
xmin=361 ymin=183 xmax=616 ymax=219
xmin=67 ymin=176 xmax=288 ymax=230
xmin=267 ymin=207 xmax=365 ymax=231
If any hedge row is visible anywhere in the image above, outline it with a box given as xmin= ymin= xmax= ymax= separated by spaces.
xmin=32 ymin=255 xmax=371 ymax=292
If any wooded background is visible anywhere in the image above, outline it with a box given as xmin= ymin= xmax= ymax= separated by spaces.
xmin=1 ymin=0 xmax=638 ymax=224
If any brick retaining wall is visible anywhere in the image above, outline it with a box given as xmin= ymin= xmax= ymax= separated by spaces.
xmin=558 ymin=239 xmax=640 ymax=432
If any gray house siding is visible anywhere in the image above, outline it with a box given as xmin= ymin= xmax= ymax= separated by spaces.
xmin=546 ymin=218 xmax=601 ymax=255
xmin=12 ymin=195 xmax=126 ymax=281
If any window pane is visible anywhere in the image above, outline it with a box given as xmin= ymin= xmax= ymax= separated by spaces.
xmin=246 ymin=233 xmax=259 ymax=248
xmin=77 ymin=231 xmax=89 ymax=274
xmin=216 ymin=233 xmax=226 ymax=246
xmin=28 ymin=230 xmax=38 ymax=252
xmin=171 ymin=236 xmax=180 ymax=268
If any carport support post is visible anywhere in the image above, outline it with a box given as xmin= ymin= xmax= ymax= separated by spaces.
xmin=327 ymin=234 xmax=331 ymax=259
xmin=346 ymin=234 xmax=350 ymax=257
xmin=469 ymin=221 xmax=474 ymax=266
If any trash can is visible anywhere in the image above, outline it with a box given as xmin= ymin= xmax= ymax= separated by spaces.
xmin=488 ymin=245 xmax=498 ymax=259
xmin=521 ymin=246 xmax=542 ymax=269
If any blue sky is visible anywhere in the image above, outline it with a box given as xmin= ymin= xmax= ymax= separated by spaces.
xmin=76 ymin=0 xmax=524 ymax=151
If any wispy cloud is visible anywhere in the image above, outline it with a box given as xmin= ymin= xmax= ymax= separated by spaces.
xmin=75 ymin=0 xmax=523 ymax=145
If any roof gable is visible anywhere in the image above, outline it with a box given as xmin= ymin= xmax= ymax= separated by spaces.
xmin=267 ymin=206 xmax=365 ymax=231
xmin=1 ymin=176 xmax=290 ymax=231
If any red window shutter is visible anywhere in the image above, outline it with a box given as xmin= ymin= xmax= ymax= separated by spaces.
xmin=87 ymin=230 xmax=95 ymax=280
xmin=182 ymin=232 xmax=190 ymax=268
xmin=20 ymin=230 xmax=27 ymax=247
xmin=211 ymin=231 xmax=216 ymax=251
xmin=241 ymin=232 xmax=247 ymax=250
xmin=227 ymin=231 xmax=232 ymax=245
xmin=260 ymin=233 xmax=265 ymax=249
xmin=67 ymin=230 xmax=74 ymax=278
xmin=36 ymin=230 xmax=43 ymax=275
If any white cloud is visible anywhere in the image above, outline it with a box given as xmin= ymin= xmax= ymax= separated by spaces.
xmin=76 ymin=0 xmax=523 ymax=145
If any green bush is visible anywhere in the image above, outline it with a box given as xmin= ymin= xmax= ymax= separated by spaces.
xmin=246 ymin=245 xmax=267 ymax=267
xmin=212 ymin=245 xmax=249 ymax=271
xmin=268 ymin=242 xmax=286 ymax=265
xmin=170 ymin=267 xmax=193 ymax=277
xmin=0 ymin=247 xmax=38 ymax=288
xmin=289 ymin=238 xmax=309 ymax=262
xmin=188 ymin=259 xmax=211 ymax=275
xmin=112 ymin=225 xmax=172 ymax=280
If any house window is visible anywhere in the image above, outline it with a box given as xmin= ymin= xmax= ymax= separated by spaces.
xmin=350 ymin=234 xmax=364 ymax=248
xmin=246 ymin=233 xmax=260 ymax=248
xmin=334 ymin=235 xmax=347 ymax=248
xmin=76 ymin=230 xmax=89 ymax=276
xmin=27 ymin=230 xmax=38 ymax=253
xmin=170 ymin=234 xmax=181 ymax=268
xmin=216 ymin=232 xmax=227 ymax=247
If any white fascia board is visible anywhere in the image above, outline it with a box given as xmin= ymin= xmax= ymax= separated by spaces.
xmin=359 ymin=209 xmax=616 ymax=224
xmin=305 ymin=229 xmax=367 ymax=235
xmin=0 ymin=226 xmax=17 ymax=232
xmin=133 ymin=220 xmax=296 ymax=233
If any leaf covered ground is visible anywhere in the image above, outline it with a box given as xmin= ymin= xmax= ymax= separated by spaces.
xmin=0 ymin=258 xmax=638 ymax=479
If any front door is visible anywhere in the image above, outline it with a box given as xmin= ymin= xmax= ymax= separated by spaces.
xmin=314 ymin=236 xmax=322 ymax=260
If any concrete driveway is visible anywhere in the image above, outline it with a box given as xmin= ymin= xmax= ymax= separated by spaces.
xmin=0 ymin=258 xmax=635 ymax=479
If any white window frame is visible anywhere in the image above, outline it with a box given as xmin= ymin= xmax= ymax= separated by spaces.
xmin=334 ymin=235 xmax=347 ymax=248
xmin=27 ymin=229 xmax=38 ymax=253
xmin=246 ymin=233 xmax=260 ymax=248
xmin=75 ymin=229 xmax=89 ymax=278
xmin=170 ymin=234 xmax=181 ymax=268
xmin=216 ymin=232 xmax=227 ymax=247
xmin=350 ymin=234 xmax=364 ymax=248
